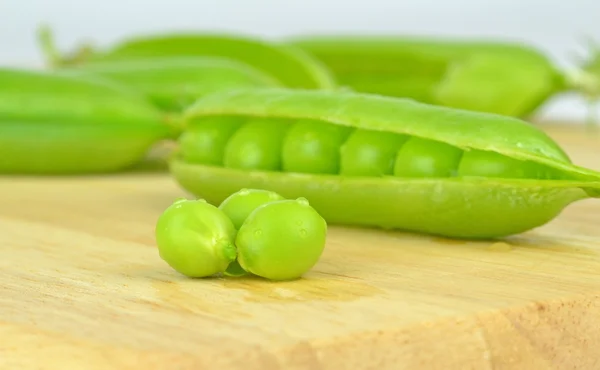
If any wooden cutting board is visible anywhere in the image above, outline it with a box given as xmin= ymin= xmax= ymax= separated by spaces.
xmin=1 ymin=123 xmax=599 ymax=370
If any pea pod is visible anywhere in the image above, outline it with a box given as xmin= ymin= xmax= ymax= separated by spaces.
xmin=0 ymin=68 xmax=172 ymax=174
xmin=38 ymin=25 xmax=336 ymax=90
xmin=169 ymin=87 xmax=600 ymax=239
xmin=286 ymin=35 xmax=600 ymax=119
xmin=56 ymin=56 xmax=281 ymax=113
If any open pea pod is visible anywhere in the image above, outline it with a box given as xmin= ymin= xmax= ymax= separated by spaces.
xmin=57 ymin=56 xmax=282 ymax=113
xmin=38 ymin=26 xmax=336 ymax=90
xmin=169 ymin=87 xmax=600 ymax=239
xmin=0 ymin=68 xmax=173 ymax=174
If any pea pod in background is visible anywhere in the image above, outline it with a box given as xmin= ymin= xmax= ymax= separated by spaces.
xmin=0 ymin=68 xmax=173 ymax=174
xmin=38 ymin=25 xmax=337 ymax=90
xmin=169 ymin=87 xmax=600 ymax=239
xmin=286 ymin=35 xmax=600 ymax=120
xmin=55 ymin=56 xmax=282 ymax=113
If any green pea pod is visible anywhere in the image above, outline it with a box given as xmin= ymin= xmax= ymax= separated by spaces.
xmin=286 ymin=35 xmax=600 ymax=120
xmin=169 ymin=87 xmax=600 ymax=239
xmin=56 ymin=56 xmax=282 ymax=113
xmin=38 ymin=25 xmax=336 ymax=90
xmin=0 ymin=68 xmax=173 ymax=174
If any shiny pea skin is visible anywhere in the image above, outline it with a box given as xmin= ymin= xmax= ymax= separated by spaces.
xmin=394 ymin=137 xmax=464 ymax=177
xmin=457 ymin=149 xmax=554 ymax=179
xmin=178 ymin=116 xmax=244 ymax=166
xmin=223 ymin=118 xmax=290 ymax=171
xmin=218 ymin=188 xmax=286 ymax=278
xmin=218 ymin=188 xmax=286 ymax=229
xmin=282 ymin=119 xmax=352 ymax=174
xmin=235 ymin=197 xmax=327 ymax=281
xmin=340 ymin=129 xmax=409 ymax=176
xmin=155 ymin=198 xmax=237 ymax=278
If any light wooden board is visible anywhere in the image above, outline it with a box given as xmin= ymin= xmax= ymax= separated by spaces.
xmin=1 ymin=124 xmax=599 ymax=370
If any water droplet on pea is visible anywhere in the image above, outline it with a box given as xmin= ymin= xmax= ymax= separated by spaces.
xmin=254 ymin=229 xmax=262 ymax=238
xmin=296 ymin=197 xmax=309 ymax=206
xmin=239 ymin=188 xmax=250 ymax=195
xmin=299 ymin=229 xmax=308 ymax=237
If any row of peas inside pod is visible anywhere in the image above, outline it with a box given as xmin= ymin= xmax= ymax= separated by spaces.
xmin=155 ymin=188 xmax=328 ymax=281
xmin=178 ymin=114 xmax=561 ymax=181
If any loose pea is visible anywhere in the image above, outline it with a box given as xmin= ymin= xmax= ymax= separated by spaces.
xmin=218 ymin=188 xmax=285 ymax=229
xmin=235 ymin=197 xmax=327 ymax=281
xmin=219 ymin=188 xmax=286 ymax=277
xmin=223 ymin=118 xmax=290 ymax=171
xmin=457 ymin=149 xmax=553 ymax=179
xmin=282 ymin=119 xmax=352 ymax=174
xmin=393 ymin=137 xmax=463 ymax=177
xmin=340 ymin=129 xmax=409 ymax=176
xmin=155 ymin=198 xmax=237 ymax=278
xmin=178 ymin=116 xmax=244 ymax=166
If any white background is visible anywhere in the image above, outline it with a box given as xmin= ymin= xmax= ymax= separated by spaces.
xmin=2 ymin=0 xmax=599 ymax=122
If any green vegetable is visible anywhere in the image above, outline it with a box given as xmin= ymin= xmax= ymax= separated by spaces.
xmin=222 ymin=118 xmax=290 ymax=171
xmin=0 ymin=68 xmax=172 ymax=174
xmin=218 ymin=188 xmax=286 ymax=277
xmin=286 ymin=35 xmax=600 ymax=121
xmin=38 ymin=25 xmax=336 ymax=90
xmin=177 ymin=116 xmax=245 ymax=166
xmin=235 ymin=197 xmax=327 ymax=281
xmin=155 ymin=198 xmax=238 ymax=278
xmin=218 ymin=188 xmax=285 ymax=230
xmin=55 ymin=56 xmax=281 ymax=112
xmin=169 ymin=87 xmax=600 ymax=239
xmin=283 ymin=119 xmax=352 ymax=174
xmin=155 ymin=191 xmax=326 ymax=280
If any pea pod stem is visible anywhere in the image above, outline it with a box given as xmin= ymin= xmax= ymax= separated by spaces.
xmin=563 ymin=68 xmax=600 ymax=132
xmin=37 ymin=24 xmax=94 ymax=68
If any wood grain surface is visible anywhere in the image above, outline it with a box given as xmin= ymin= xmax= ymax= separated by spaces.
xmin=1 ymin=123 xmax=599 ymax=370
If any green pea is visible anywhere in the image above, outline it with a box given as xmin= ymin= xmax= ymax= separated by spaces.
xmin=340 ymin=129 xmax=408 ymax=176
xmin=457 ymin=149 xmax=554 ymax=179
xmin=218 ymin=188 xmax=285 ymax=229
xmin=178 ymin=116 xmax=244 ymax=166
xmin=219 ymin=188 xmax=286 ymax=277
xmin=223 ymin=118 xmax=290 ymax=171
xmin=282 ymin=119 xmax=352 ymax=174
xmin=393 ymin=137 xmax=463 ymax=177
xmin=235 ymin=198 xmax=327 ymax=281
xmin=155 ymin=198 xmax=237 ymax=278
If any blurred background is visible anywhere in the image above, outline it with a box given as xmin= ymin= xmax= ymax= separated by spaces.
xmin=3 ymin=0 xmax=599 ymax=122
